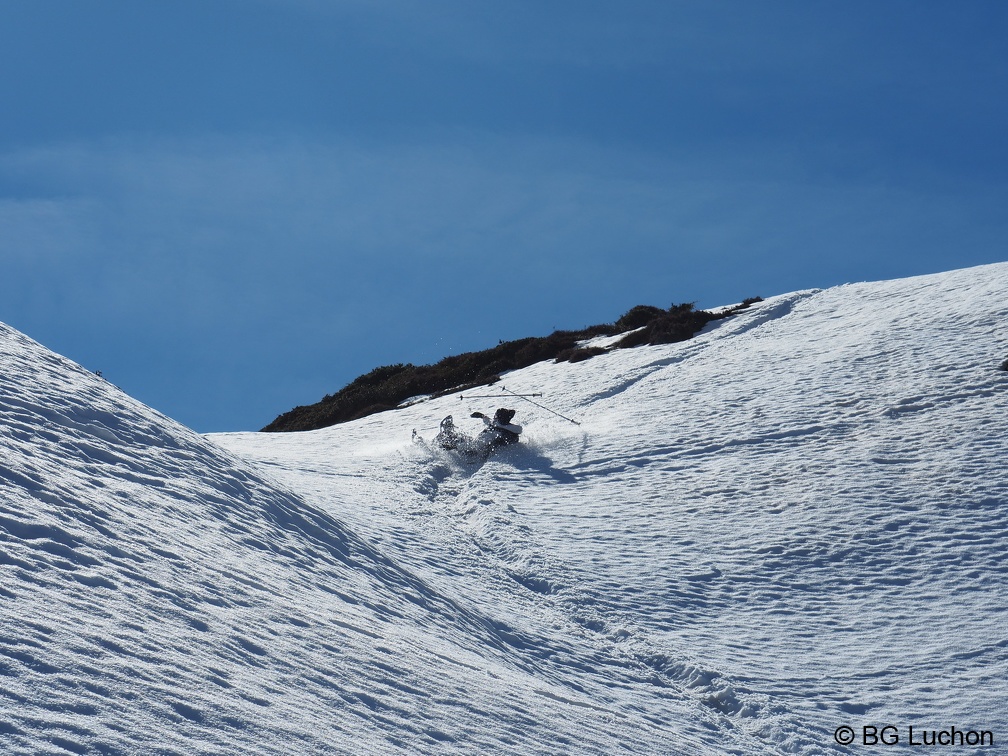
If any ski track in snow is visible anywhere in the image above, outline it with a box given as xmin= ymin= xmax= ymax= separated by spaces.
xmin=2 ymin=262 xmax=1008 ymax=754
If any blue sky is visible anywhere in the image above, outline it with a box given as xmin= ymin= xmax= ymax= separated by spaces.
xmin=2 ymin=1 xmax=1007 ymax=431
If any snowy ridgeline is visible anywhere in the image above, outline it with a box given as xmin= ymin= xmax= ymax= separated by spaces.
xmin=2 ymin=262 xmax=1008 ymax=755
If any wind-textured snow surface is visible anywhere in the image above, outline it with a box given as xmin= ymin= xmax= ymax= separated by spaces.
xmin=2 ymin=263 xmax=1007 ymax=754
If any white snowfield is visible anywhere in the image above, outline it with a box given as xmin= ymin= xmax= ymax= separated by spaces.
xmin=1 ymin=263 xmax=1007 ymax=755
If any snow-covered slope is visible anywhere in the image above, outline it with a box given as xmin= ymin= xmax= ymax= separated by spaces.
xmin=2 ymin=263 xmax=1007 ymax=754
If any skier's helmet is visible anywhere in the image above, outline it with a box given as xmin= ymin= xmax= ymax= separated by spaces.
xmin=494 ymin=408 xmax=516 ymax=424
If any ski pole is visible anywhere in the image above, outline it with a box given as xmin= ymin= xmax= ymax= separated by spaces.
xmin=461 ymin=386 xmax=581 ymax=425
xmin=459 ymin=393 xmax=542 ymax=399
xmin=500 ymin=385 xmax=581 ymax=426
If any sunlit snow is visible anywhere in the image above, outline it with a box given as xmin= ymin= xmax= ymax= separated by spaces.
xmin=2 ymin=263 xmax=1006 ymax=754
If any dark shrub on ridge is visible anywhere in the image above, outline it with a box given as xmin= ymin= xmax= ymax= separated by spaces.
xmin=614 ymin=305 xmax=667 ymax=332
xmin=555 ymin=346 xmax=610 ymax=364
xmin=262 ymin=296 xmax=763 ymax=432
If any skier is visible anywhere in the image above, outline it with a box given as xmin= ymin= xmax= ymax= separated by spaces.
xmin=471 ymin=408 xmax=522 ymax=450
xmin=430 ymin=408 xmax=521 ymax=458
